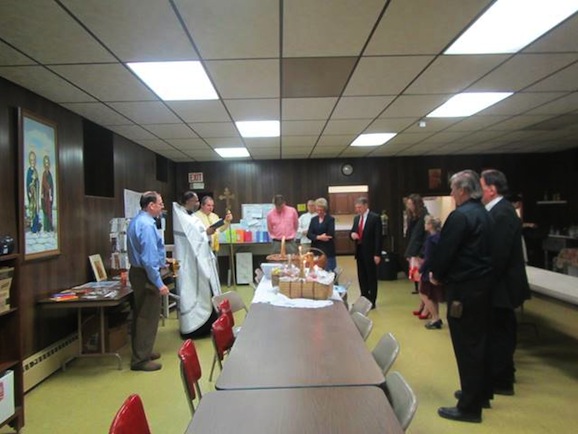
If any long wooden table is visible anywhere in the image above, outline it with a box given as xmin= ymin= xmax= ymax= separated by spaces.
xmin=215 ymin=301 xmax=385 ymax=390
xmin=185 ymin=387 xmax=403 ymax=434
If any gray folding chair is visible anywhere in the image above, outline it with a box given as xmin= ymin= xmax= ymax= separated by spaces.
xmin=384 ymin=371 xmax=418 ymax=431
xmin=212 ymin=291 xmax=248 ymax=336
xmin=350 ymin=295 xmax=373 ymax=316
xmin=351 ymin=311 xmax=373 ymax=341
xmin=372 ymin=332 xmax=400 ymax=375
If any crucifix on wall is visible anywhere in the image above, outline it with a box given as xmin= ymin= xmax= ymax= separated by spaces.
xmin=219 ymin=187 xmax=235 ymax=210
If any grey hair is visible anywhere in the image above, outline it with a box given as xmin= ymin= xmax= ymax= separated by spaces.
xmin=315 ymin=197 xmax=328 ymax=210
xmin=450 ymin=170 xmax=482 ymax=200
xmin=354 ymin=196 xmax=368 ymax=206
xmin=425 ymin=215 xmax=442 ymax=232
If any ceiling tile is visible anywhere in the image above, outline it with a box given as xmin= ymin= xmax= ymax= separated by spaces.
xmin=244 ymin=137 xmax=280 ymax=148
xmin=60 ymin=102 xmax=130 ymax=126
xmin=316 ymin=135 xmax=353 ymax=148
xmin=470 ymin=54 xmax=578 ymax=92
xmin=61 ymin=0 xmax=199 ymax=62
xmin=382 ymin=94 xmax=450 ymax=118
xmin=0 ymin=65 xmax=95 ymax=103
xmin=282 ymin=98 xmax=337 ymax=120
xmin=281 ymin=121 xmax=325 ymax=136
xmin=0 ymin=0 xmax=114 ymax=63
xmin=50 ymin=63 xmax=158 ymax=102
xmin=166 ymin=138 xmax=208 ymax=150
xmin=206 ymin=59 xmax=279 ymax=99
xmin=405 ymin=55 xmax=508 ymax=94
xmin=445 ymin=115 xmax=512 ymax=132
xmin=284 ymin=0 xmax=385 ymax=57
xmin=403 ymin=118 xmax=461 ymax=133
xmin=365 ymin=0 xmax=493 ymax=55
xmin=487 ymin=115 xmax=555 ymax=131
xmin=143 ymin=123 xmax=198 ymax=139
xmin=166 ymin=101 xmax=230 ymax=123
xmin=174 ymin=0 xmax=278 ymax=59
xmin=0 ymin=40 xmax=35 ymax=65
xmin=480 ymin=92 xmax=567 ymax=116
xmin=108 ymin=124 xmax=157 ymax=140
xmin=324 ymin=119 xmax=372 ymax=135
xmin=189 ymin=122 xmax=240 ymax=138
xmin=108 ymin=101 xmax=182 ymax=124
xmin=282 ymin=57 xmax=357 ymax=98
xmin=344 ymin=56 xmax=434 ymax=96
xmin=282 ymin=136 xmax=318 ymax=147
xmin=205 ymin=138 xmax=244 ymax=147
xmin=525 ymin=92 xmax=578 ymax=115
xmin=365 ymin=118 xmax=415 ymax=132
xmin=331 ymin=96 xmax=395 ymax=119
xmin=523 ymin=62 xmax=578 ymax=92
xmin=224 ymin=99 xmax=279 ymax=121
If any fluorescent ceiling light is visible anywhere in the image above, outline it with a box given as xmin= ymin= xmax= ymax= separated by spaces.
xmin=427 ymin=92 xmax=513 ymax=117
xmin=350 ymin=133 xmax=397 ymax=147
xmin=215 ymin=147 xmax=250 ymax=158
xmin=126 ymin=61 xmax=218 ymax=100
xmin=445 ymin=0 xmax=578 ymax=54
xmin=236 ymin=120 xmax=280 ymax=138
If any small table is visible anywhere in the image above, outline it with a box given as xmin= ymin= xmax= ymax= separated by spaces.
xmin=215 ymin=302 xmax=384 ymax=390
xmin=185 ymin=387 xmax=403 ymax=434
xmin=38 ymin=284 xmax=133 ymax=370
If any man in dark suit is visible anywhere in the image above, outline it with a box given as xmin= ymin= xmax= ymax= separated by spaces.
xmin=481 ymin=169 xmax=531 ymax=396
xmin=430 ymin=170 xmax=493 ymax=423
xmin=350 ymin=197 xmax=382 ymax=308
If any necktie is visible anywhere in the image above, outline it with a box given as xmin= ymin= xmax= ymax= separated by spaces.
xmin=358 ymin=214 xmax=364 ymax=239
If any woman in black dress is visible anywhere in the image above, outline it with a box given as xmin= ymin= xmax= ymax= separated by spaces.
xmin=404 ymin=194 xmax=429 ymax=317
xmin=307 ymin=197 xmax=337 ymax=272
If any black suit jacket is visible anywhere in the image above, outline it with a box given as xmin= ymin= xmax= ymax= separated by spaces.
xmin=350 ymin=211 xmax=382 ymax=259
xmin=489 ymin=198 xmax=531 ymax=309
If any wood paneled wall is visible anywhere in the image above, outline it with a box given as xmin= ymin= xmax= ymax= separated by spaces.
xmin=1 ymin=75 xmax=577 ymax=357
xmin=0 ymin=77 xmax=176 ymax=355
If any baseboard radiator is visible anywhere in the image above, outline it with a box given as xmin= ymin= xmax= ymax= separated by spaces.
xmin=22 ymin=334 xmax=78 ymax=392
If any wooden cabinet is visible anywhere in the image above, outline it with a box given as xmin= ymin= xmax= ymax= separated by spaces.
xmin=0 ymin=253 xmax=24 ymax=432
xmin=335 ymin=231 xmax=355 ymax=255
xmin=330 ymin=193 xmax=358 ymax=215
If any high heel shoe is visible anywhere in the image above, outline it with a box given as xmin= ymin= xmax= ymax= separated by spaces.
xmin=425 ymin=319 xmax=443 ymax=329
xmin=418 ymin=313 xmax=431 ymax=320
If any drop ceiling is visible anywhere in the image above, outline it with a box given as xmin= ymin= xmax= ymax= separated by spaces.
xmin=0 ymin=0 xmax=577 ymax=162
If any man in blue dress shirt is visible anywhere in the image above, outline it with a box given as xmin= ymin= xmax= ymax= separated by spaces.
xmin=127 ymin=191 xmax=169 ymax=371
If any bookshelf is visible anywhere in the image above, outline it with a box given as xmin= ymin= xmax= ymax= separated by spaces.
xmin=0 ymin=253 xmax=24 ymax=431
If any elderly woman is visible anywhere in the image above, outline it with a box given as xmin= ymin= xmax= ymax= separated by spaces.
xmin=307 ymin=197 xmax=337 ymax=272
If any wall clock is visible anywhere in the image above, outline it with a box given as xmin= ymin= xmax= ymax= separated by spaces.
xmin=341 ymin=163 xmax=354 ymax=176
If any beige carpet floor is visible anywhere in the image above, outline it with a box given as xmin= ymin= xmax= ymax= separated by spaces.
xmin=7 ymin=256 xmax=578 ymax=433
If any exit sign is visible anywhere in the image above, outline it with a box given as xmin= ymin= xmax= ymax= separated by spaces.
xmin=188 ymin=172 xmax=204 ymax=183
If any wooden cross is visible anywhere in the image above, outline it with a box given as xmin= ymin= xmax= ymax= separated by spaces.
xmin=218 ymin=187 xmax=235 ymax=210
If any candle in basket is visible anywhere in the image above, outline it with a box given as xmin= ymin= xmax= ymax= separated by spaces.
xmin=280 ymin=236 xmax=286 ymax=257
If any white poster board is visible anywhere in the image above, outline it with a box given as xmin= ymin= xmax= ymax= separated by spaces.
xmin=241 ymin=203 xmax=274 ymax=231
xmin=124 ymin=189 xmax=142 ymax=218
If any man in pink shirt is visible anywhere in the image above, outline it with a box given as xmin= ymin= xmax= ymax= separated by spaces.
xmin=267 ymin=194 xmax=299 ymax=254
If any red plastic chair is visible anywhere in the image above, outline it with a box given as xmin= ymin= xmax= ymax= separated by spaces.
xmin=109 ymin=394 xmax=151 ymax=434
xmin=218 ymin=299 xmax=235 ymax=327
xmin=209 ymin=313 xmax=235 ymax=381
xmin=178 ymin=339 xmax=203 ymax=416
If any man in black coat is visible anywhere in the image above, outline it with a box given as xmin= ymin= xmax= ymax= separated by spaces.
xmin=350 ymin=197 xmax=382 ymax=308
xmin=430 ymin=170 xmax=493 ymax=423
xmin=481 ymin=169 xmax=531 ymax=396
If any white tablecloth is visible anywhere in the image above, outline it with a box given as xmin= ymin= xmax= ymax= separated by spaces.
xmin=252 ymin=277 xmax=342 ymax=308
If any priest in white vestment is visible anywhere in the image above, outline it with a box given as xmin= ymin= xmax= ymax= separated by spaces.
xmin=173 ymin=199 xmax=221 ymax=337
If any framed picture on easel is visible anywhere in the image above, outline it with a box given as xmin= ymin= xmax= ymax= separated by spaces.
xmin=18 ymin=109 xmax=61 ymax=261
xmin=89 ymin=254 xmax=108 ymax=282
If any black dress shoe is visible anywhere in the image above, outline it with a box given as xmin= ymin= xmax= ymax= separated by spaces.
xmin=425 ymin=319 xmax=443 ymax=329
xmin=494 ymin=386 xmax=515 ymax=396
xmin=454 ymin=390 xmax=491 ymax=409
xmin=438 ymin=406 xmax=481 ymax=423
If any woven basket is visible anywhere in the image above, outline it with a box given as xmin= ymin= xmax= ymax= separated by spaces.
xmin=278 ymin=278 xmax=332 ymax=300
xmin=266 ymin=247 xmax=327 ymax=270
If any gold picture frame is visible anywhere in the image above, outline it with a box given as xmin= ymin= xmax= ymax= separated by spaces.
xmin=89 ymin=254 xmax=108 ymax=282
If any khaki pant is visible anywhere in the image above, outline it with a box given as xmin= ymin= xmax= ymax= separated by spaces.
xmin=129 ymin=267 xmax=161 ymax=367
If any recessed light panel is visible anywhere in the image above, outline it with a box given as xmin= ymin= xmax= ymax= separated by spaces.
xmin=236 ymin=120 xmax=280 ymax=138
xmin=427 ymin=92 xmax=513 ymax=117
xmin=127 ymin=61 xmax=218 ymax=100
xmin=215 ymin=147 xmax=250 ymax=158
xmin=445 ymin=0 xmax=578 ymax=54
xmin=350 ymin=133 xmax=397 ymax=147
